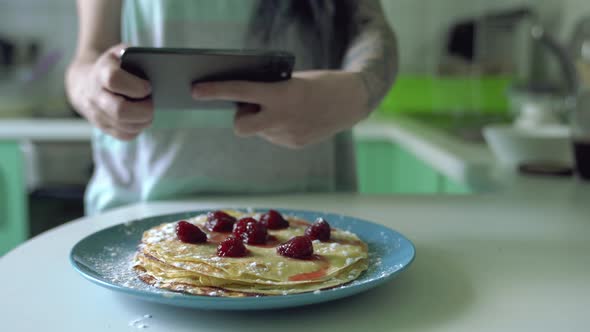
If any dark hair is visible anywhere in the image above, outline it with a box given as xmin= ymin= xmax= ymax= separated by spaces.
xmin=250 ymin=0 xmax=355 ymax=67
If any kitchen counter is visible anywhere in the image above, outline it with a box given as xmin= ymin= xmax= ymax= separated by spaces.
xmin=0 ymin=118 xmax=93 ymax=141
xmin=354 ymin=114 xmax=499 ymax=191
xmin=0 ymin=115 xmax=497 ymax=188
xmin=0 ymin=115 xmax=503 ymax=256
xmin=0 ymin=116 xmax=583 ymax=197
xmin=1 ymin=189 xmax=589 ymax=331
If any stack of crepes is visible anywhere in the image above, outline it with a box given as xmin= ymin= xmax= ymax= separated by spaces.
xmin=133 ymin=210 xmax=369 ymax=297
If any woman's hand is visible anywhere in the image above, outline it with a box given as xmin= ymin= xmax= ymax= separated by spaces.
xmin=66 ymin=44 xmax=153 ymax=141
xmin=191 ymin=70 xmax=369 ymax=149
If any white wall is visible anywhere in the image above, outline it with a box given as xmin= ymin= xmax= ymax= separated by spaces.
xmin=0 ymin=0 xmax=589 ymax=76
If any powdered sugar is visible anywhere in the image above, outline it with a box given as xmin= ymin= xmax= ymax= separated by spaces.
xmin=129 ymin=314 xmax=152 ymax=329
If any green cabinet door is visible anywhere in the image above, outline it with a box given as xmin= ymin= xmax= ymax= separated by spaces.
xmin=441 ymin=177 xmax=471 ymax=194
xmin=355 ymin=141 xmax=396 ymax=194
xmin=0 ymin=141 xmax=28 ymax=255
xmin=389 ymin=145 xmax=441 ymax=194
xmin=355 ymin=140 xmax=470 ymax=194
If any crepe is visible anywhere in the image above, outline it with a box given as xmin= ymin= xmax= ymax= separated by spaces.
xmin=133 ymin=210 xmax=369 ymax=297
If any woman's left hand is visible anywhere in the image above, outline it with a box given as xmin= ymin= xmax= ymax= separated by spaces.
xmin=191 ymin=70 xmax=369 ymax=149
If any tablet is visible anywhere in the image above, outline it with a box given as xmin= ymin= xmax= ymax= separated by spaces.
xmin=120 ymin=47 xmax=295 ymax=110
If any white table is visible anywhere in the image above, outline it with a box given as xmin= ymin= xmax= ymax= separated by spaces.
xmin=2 ymin=188 xmax=590 ymax=331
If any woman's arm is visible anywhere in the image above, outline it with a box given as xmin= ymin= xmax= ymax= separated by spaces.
xmin=66 ymin=0 xmax=152 ymax=141
xmin=342 ymin=0 xmax=398 ymax=111
xmin=69 ymin=0 xmax=122 ymax=65
xmin=190 ymin=1 xmax=398 ymax=149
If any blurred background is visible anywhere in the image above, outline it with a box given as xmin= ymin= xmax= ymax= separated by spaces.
xmin=1 ymin=0 xmax=590 ymax=255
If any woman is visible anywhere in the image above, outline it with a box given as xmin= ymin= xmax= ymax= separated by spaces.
xmin=66 ymin=0 xmax=397 ymax=215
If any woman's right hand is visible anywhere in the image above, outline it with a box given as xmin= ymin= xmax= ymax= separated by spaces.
xmin=66 ymin=44 xmax=153 ymax=141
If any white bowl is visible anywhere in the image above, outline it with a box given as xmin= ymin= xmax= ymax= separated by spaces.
xmin=483 ymin=124 xmax=573 ymax=168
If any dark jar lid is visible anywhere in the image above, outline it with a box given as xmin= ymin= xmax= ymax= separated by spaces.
xmin=518 ymin=162 xmax=574 ymax=177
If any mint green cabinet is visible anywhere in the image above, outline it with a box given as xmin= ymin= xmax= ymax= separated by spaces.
xmin=441 ymin=177 xmax=471 ymax=194
xmin=355 ymin=140 xmax=470 ymax=194
xmin=355 ymin=141 xmax=396 ymax=193
xmin=0 ymin=141 xmax=28 ymax=256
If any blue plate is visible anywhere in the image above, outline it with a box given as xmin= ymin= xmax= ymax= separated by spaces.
xmin=70 ymin=209 xmax=415 ymax=310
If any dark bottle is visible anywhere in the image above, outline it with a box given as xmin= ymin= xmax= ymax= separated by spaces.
xmin=573 ymin=140 xmax=590 ymax=180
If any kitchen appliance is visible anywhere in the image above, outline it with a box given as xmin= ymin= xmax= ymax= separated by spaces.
xmin=442 ymin=7 xmax=535 ymax=77
xmin=570 ymin=15 xmax=590 ymax=89
xmin=483 ymin=13 xmax=586 ymax=172
xmin=571 ymin=89 xmax=590 ymax=180
xmin=570 ymin=16 xmax=590 ymax=180
xmin=483 ymin=124 xmax=572 ymax=169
